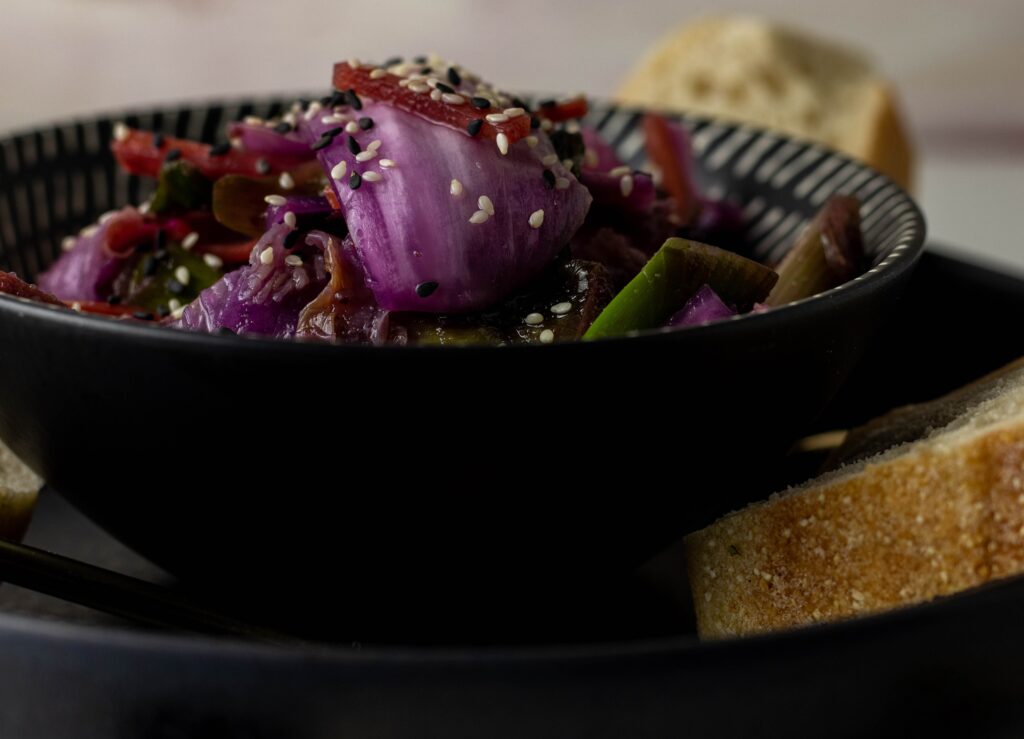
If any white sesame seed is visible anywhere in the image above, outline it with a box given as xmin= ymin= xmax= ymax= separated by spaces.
xmin=283 ymin=112 xmax=297 ymax=126
xmin=113 ymin=122 xmax=129 ymax=142
xmin=562 ymin=158 xmax=574 ymax=169
xmin=283 ymin=211 xmax=297 ymax=228
xmin=555 ymin=177 xmax=570 ymax=190
xmin=230 ymin=137 xmax=243 ymax=149
xmin=426 ymin=77 xmax=441 ymax=89
xmin=528 ymin=209 xmax=545 ymax=229
xmin=379 ymin=159 xmax=396 ymax=168
xmin=541 ymin=154 xmax=559 ymax=166
xmin=565 ymin=120 xmax=581 ymax=134
xmin=278 ymin=172 xmax=295 ymax=190
xmin=290 ymin=101 xmax=303 ymax=113
xmin=98 ymin=210 xmax=118 ymax=224
xmin=370 ymin=68 xmax=388 ymax=79
xmin=171 ymin=305 xmax=186 ymax=320
xmin=485 ymin=113 xmax=509 ymax=124
xmin=362 ymin=171 xmax=382 ymax=182
xmin=321 ymin=114 xmax=344 ymax=125
xmin=244 ymin=116 xmax=263 ymax=126
xmin=609 ymin=165 xmax=631 ymax=177
xmin=367 ymin=139 xmax=382 ymax=151
xmin=304 ymin=102 xmax=322 ymax=120
xmin=331 ymin=161 xmax=348 ymax=180
xmin=442 ymin=93 xmax=466 ymax=105
xmin=398 ymin=79 xmax=411 ymax=88
xmin=138 ymin=200 xmax=151 ymax=215
xmin=61 ymin=236 xmax=76 ymax=251
xmin=469 ymin=210 xmax=490 ymax=224
xmin=541 ymin=119 xmax=553 ymax=132
xmin=408 ymin=82 xmax=430 ymax=94
xmin=168 ymin=298 xmax=182 ymax=312
xmin=526 ymin=136 xmax=539 ymax=148
xmin=284 ymin=254 xmax=303 ymax=267
xmin=620 ymin=174 xmax=635 ymax=197
xmin=525 ymin=312 xmax=544 ymax=325
xmin=450 ymin=179 xmax=464 ymax=197
xmin=355 ymin=150 xmax=377 ymax=162
xmin=539 ymin=329 xmax=555 ymax=344
xmin=80 ymin=225 xmax=99 ymax=238
xmin=496 ymin=133 xmax=509 ymax=156
xmin=345 ymin=121 xmax=360 ymax=134
xmin=478 ymin=195 xmax=494 ymax=216
xmin=174 ymin=266 xmax=190 ymax=286
xmin=347 ymin=57 xmax=362 ymax=69
xmin=264 ymin=194 xmax=287 ymax=206
xmin=181 ymin=232 xmax=200 ymax=250
xmin=430 ymin=89 xmax=443 ymax=102
xmin=259 ymin=247 xmax=274 ymax=265
xmin=502 ymin=107 xmax=525 ymax=118
xmin=551 ymin=301 xmax=572 ymax=315
xmin=203 ymin=253 xmax=224 ymax=269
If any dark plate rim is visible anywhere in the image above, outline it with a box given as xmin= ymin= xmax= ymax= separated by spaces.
xmin=0 ymin=96 xmax=926 ymax=353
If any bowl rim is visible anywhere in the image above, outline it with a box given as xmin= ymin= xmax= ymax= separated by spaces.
xmin=0 ymin=97 xmax=927 ymax=353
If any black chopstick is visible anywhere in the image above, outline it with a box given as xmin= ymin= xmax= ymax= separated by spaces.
xmin=0 ymin=538 xmax=303 ymax=645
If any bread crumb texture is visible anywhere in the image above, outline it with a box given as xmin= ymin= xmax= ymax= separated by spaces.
xmin=686 ymin=424 xmax=1024 ymax=638
xmin=617 ymin=15 xmax=913 ymax=188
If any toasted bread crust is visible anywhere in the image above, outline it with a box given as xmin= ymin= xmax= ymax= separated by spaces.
xmin=686 ymin=422 xmax=1024 ymax=639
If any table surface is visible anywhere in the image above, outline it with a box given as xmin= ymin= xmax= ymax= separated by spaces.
xmin=2 ymin=0 xmax=1022 ymax=269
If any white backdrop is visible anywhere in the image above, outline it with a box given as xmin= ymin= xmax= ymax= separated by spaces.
xmin=3 ymin=0 xmax=1023 ymax=267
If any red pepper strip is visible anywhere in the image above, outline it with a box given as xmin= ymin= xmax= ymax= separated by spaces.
xmin=72 ymin=301 xmax=153 ymax=318
xmin=0 ymin=271 xmax=66 ymax=307
xmin=332 ymin=63 xmax=531 ymax=143
xmin=200 ymin=240 xmax=258 ymax=265
xmin=111 ymin=129 xmax=307 ymax=180
xmin=536 ymin=97 xmax=589 ymax=123
xmin=642 ymin=113 xmax=700 ymax=224
xmin=322 ymin=186 xmax=342 ymax=211
xmin=105 ymin=216 xmax=193 ymax=255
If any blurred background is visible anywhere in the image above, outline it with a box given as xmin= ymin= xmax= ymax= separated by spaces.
xmin=2 ymin=0 xmax=1022 ymax=269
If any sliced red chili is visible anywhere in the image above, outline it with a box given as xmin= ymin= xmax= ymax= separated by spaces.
xmin=332 ymin=63 xmax=531 ymax=143
xmin=112 ymin=129 xmax=307 ymax=180
xmin=72 ymin=301 xmax=152 ymax=318
xmin=0 ymin=272 xmax=66 ymax=307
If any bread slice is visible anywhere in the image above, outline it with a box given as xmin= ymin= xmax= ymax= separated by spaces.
xmin=616 ymin=15 xmax=914 ymax=190
xmin=685 ymin=359 xmax=1024 ymax=639
xmin=0 ymin=439 xmax=41 ymax=543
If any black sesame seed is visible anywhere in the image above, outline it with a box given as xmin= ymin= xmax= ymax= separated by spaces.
xmin=283 ymin=230 xmax=301 ymax=249
xmin=255 ymin=158 xmax=271 ymax=175
xmin=347 ymin=135 xmax=361 ymax=155
xmin=217 ymin=326 xmax=236 ymax=335
xmin=274 ymin=121 xmax=293 ymax=134
xmin=142 ymin=255 xmax=158 ymax=277
xmin=152 ymin=133 xmax=165 ymax=149
xmin=384 ymin=56 xmax=403 ymax=67
xmin=319 ymin=94 xmax=333 ymax=106
xmin=167 ymin=279 xmax=185 ymax=296
xmin=156 ymin=305 xmax=171 ymax=318
xmin=447 ymin=67 xmax=462 ymax=86
xmin=209 ymin=141 xmax=231 ymax=157
xmin=539 ymin=98 xmax=557 ymax=109
xmin=349 ymin=171 xmax=362 ymax=190
xmin=323 ymin=126 xmax=345 ymax=139
xmin=345 ymin=89 xmax=362 ymax=111
xmin=106 ymin=294 xmax=122 ymax=305
xmin=435 ymin=82 xmax=455 ymax=95
xmin=511 ymin=97 xmax=529 ymax=112
xmin=414 ymin=55 xmax=427 ymax=64
xmin=542 ymin=169 xmax=556 ymax=189
xmin=530 ymin=116 xmax=541 ymax=130
xmin=153 ymin=229 xmax=167 ymax=251
xmin=420 ymin=66 xmax=433 ymax=75
xmin=415 ymin=281 xmax=439 ymax=298
xmin=164 ymin=148 xmax=182 ymax=162
xmin=133 ymin=311 xmax=154 ymax=321
xmin=466 ymin=119 xmax=484 ymax=137
xmin=328 ymin=90 xmax=346 ymax=108
xmin=471 ymin=97 xmax=491 ymax=110
xmin=311 ymin=135 xmax=333 ymax=151
xmin=358 ymin=117 xmax=374 ymax=131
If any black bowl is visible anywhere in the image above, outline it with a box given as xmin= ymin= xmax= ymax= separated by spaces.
xmin=0 ymin=99 xmax=924 ymax=635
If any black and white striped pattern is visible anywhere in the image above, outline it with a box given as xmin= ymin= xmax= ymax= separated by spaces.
xmin=0 ymin=98 xmax=923 ymax=290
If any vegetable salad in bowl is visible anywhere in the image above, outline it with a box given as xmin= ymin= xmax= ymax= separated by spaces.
xmin=1 ymin=53 xmax=866 ymax=345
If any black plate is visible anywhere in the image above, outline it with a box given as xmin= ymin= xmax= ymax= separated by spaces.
xmin=0 ymin=250 xmax=1022 ymax=738
xmin=0 ymin=99 xmax=924 ymax=638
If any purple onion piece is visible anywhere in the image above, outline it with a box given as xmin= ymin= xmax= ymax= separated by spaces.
xmin=666 ymin=284 xmax=736 ymax=328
